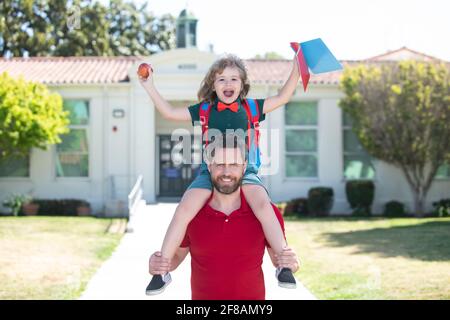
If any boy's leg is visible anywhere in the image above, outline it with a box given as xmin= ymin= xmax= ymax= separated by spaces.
xmin=241 ymin=184 xmax=286 ymax=255
xmin=160 ymin=188 xmax=212 ymax=260
xmin=242 ymin=184 xmax=297 ymax=289
xmin=146 ymin=188 xmax=211 ymax=295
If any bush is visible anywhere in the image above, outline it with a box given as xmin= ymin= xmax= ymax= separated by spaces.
xmin=432 ymin=199 xmax=450 ymax=217
xmin=20 ymin=199 xmax=91 ymax=216
xmin=383 ymin=200 xmax=406 ymax=217
xmin=345 ymin=180 xmax=375 ymax=216
xmin=290 ymin=198 xmax=309 ymax=216
xmin=283 ymin=201 xmax=297 ymax=217
xmin=307 ymin=187 xmax=334 ymax=216
xmin=276 ymin=202 xmax=288 ymax=216
xmin=279 ymin=198 xmax=309 ymax=217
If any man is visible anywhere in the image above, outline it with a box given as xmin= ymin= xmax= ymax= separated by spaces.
xmin=148 ymin=135 xmax=300 ymax=299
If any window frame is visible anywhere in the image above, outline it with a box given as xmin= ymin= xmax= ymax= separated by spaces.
xmin=283 ymin=100 xmax=320 ymax=180
xmin=0 ymin=151 xmax=32 ymax=180
xmin=342 ymin=112 xmax=377 ymax=181
xmin=434 ymin=162 xmax=450 ymax=181
xmin=54 ymin=99 xmax=91 ymax=180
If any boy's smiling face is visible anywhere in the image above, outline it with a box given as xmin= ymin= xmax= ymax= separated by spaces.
xmin=213 ymin=66 xmax=243 ymax=104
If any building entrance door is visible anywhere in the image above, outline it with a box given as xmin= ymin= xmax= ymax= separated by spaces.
xmin=158 ymin=135 xmax=201 ymax=197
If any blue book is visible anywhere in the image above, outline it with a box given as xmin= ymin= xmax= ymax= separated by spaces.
xmin=291 ymin=38 xmax=342 ymax=91
xmin=300 ymin=38 xmax=342 ymax=74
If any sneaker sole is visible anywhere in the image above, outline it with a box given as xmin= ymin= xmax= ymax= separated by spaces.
xmin=145 ymin=278 xmax=172 ymax=296
xmin=278 ymin=281 xmax=297 ymax=289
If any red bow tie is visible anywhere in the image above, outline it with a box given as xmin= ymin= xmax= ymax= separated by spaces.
xmin=217 ymin=101 xmax=239 ymax=112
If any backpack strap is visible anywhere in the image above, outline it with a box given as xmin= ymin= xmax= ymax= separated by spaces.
xmin=199 ymin=101 xmax=212 ymax=146
xmin=242 ymin=99 xmax=261 ymax=168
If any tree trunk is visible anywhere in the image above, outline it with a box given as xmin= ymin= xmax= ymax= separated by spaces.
xmin=401 ymin=165 xmax=433 ymax=218
xmin=411 ymin=162 xmax=441 ymax=217
xmin=412 ymin=188 xmax=426 ymax=217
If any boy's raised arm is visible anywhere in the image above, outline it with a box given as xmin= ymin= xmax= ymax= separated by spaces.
xmin=138 ymin=69 xmax=191 ymax=122
xmin=262 ymin=56 xmax=300 ymax=114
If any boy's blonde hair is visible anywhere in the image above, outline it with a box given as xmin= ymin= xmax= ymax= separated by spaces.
xmin=197 ymin=54 xmax=250 ymax=104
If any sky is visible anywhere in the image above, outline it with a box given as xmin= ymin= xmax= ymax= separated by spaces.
xmin=106 ymin=0 xmax=450 ymax=61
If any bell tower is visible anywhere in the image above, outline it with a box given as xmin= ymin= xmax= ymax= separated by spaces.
xmin=176 ymin=9 xmax=198 ymax=48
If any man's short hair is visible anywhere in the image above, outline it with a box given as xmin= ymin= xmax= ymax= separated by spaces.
xmin=205 ymin=133 xmax=247 ymax=164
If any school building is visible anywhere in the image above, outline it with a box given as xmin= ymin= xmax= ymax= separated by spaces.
xmin=0 ymin=10 xmax=448 ymax=216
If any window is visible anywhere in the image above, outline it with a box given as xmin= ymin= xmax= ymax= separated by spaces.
xmin=342 ymin=112 xmax=375 ymax=179
xmin=188 ymin=22 xmax=197 ymax=46
xmin=0 ymin=153 xmax=30 ymax=177
xmin=56 ymin=100 xmax=89 ymax=177
xmin=284 ymin=101 xmax=318 ymax=178
xmin=435 ymin=163 xmax=450 ymax=179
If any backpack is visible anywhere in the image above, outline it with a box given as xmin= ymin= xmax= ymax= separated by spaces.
xmin=198 ymin=99 xmax=261 ymax=168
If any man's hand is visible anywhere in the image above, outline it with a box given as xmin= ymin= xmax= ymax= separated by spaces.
xmin=275 ymin=247 xmax=300 ymax=273
xmin=148 ymin=251 xmax=171 ymax=275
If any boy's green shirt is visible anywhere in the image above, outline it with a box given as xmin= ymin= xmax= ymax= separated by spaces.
xmin=188 ymin=98 xmax=266 ymax=136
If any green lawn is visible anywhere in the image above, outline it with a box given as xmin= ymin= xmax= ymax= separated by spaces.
xmin=0 ymin=216 xmax=124 ymax=299
xmin=285 ymin=217 xmax=450 ymax=300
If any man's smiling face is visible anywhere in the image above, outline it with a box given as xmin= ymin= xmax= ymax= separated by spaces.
xmin=213 ymin=67 xmax=243 ymax=104
xmin=209 ymin=147 xmax=246 ymax=195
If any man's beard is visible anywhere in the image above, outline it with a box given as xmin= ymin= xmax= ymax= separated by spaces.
xmin=211 ymin=175 xmax=243 ymax=195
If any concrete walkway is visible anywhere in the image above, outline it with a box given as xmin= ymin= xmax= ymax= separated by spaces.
xmin=80 ymin=202 xmax=316 ymax=300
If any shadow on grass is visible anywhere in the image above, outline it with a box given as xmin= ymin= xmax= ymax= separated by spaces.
xmin=321 ymin=221 xmax=450 ymax=261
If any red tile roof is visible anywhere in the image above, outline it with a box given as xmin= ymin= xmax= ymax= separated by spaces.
xmin=0 ymin=55 xmax=343 ymax=86
xmin=0 ymin=56 xmax=140 ymax=85
xmin=244 ymin=59 xmax=342 ymax=85
xmin=366 ymin=46 xmax=441 ymax=62
xmin=0 ymin=48 xmax=445 ymax=86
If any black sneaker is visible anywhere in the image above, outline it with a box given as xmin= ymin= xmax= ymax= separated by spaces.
xmin=145 ymin=273 xmax=172 ymax=295
xmin=276 ymin=267 xmax=297 ymax=289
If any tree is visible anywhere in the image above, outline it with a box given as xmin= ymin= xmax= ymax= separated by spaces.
xmin=0 ymin=0 xmax=176 ymax=57
xmin=339 ymin=61 xmax=450 ymax=216
xmin=105 ymin=0 xmax=175 ymax=55
xmin=0 ymin=72 xmax=70 ymax=159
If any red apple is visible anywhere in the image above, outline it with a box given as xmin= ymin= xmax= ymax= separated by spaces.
xmin=137 ymin=63 xmax=153 ymax=79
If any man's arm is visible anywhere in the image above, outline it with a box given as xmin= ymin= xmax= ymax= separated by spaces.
xmin=148 ymin=247 xmax=190 ymax=275
xmin=169 ymin=247 xmax=190 ymax=272
xmin=262 ymin=56 xmax=300 ymax=114
xmin=267 ymin=246 xmax=300 ymax=273
xmin=267 ymin=247 xmax=278 ymax=268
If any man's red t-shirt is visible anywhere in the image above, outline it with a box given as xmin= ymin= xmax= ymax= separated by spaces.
xmin=180 ymin=189 xmax=285 ymax=300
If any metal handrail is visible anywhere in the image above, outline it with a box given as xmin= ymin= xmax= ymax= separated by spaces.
xmin=127 ymin=175 xmax=144 ymax=232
